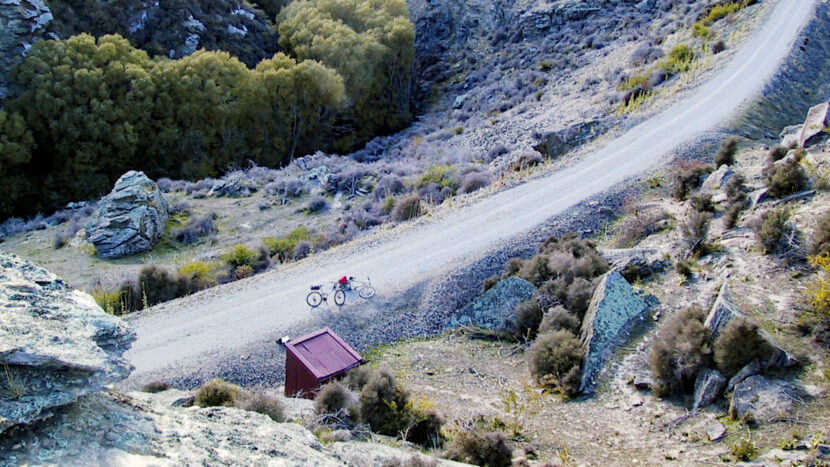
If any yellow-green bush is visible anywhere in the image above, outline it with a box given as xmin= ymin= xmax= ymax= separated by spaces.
xmin=263 ymin=226 xmax=314 ymax=262
xmin=419 ymin=165 xmax=459 ymax=193
xmin=221 ymin=244 xmax=258 ymax=268
xmin=177 ymin=260 xmax=219 ymax=289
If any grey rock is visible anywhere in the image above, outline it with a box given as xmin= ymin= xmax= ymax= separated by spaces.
xmin=182 ymin=14 xmax=205 ymax=33
xmin=701 ymin=165 xmax=734 ymax=193
xmin=635 ymin=0 xmax=654 ymax=13
xmin=817 ymin=444 xmax=830 ymax=459
xmin=633 ymin=373 xmax=653 ymax=390
xmin=208 ymin=171 xmax=258 ymax=198
xmin=692 ymin=368 xmax=727 ymax=410
xmin=579 ymin=271 xmax=649 ymax=393
xmin=453 ymin=93 xmax=468 ymax=109
xmin=706 ymin=422 xmax=726 ymax=442
xmin=0 ymin=0 xmax=53 ymax=99
xmin=0 ymin=252 xmax=135 ymax=434
xmin=780 ymin=124 xmax=802 ymax=148
xmin=705 ymin=282 xmax=798 ymax=370
xmin=726 ymin=358 xmax=762 ymax=393
xmin=533 ymin=119 xmax=606 ymax=159
xmin=181 ymin=33 xmax=200 ymax=56
xmin=599 ymin=248 xmax=669 ymax=282
xmin=750 ymin=188 xmax=770 ymax=208
xmin=730 ymin=375 xmax=803 ymax=424
xmin=448 ymin=277 xmax=535 ymax=332
xmin=798 ymin=100 xmax=830 ymax=147
xmin=86 ymin=171 xmax=170 ymax=258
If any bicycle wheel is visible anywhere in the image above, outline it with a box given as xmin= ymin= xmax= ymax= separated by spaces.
xmin=334 ymin=289 xmax=346 ymax=306
xmin=306 ymin=291 xmax=323 ymax=307
xmin=358 ymin=286 xmax=376 ymax=299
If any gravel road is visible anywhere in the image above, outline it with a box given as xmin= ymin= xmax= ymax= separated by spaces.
xmin=123 ymin=0 xmax=817 ymax=388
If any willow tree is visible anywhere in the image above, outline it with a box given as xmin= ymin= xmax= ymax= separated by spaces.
xmin=278 ymin=0 xmax=415 ymax=151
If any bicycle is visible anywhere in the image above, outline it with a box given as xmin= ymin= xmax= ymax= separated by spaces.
xmin=348 ymin=277 xmax=376 ymax=299
xmin=306 ymin=282 xmax=345 ymax=307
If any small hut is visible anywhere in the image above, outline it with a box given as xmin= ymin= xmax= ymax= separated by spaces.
xmin=284 ymin=327 xmax=365 ymax=398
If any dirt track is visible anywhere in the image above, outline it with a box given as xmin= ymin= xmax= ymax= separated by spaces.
xmin=123 ymin=0 xmax=818 ymax=384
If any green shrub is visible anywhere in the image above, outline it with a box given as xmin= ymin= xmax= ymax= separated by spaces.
xmin=730 ymin=438 xmax=757 ymax=461
xmin=195 ymin=378 xmax=244 ymax=407
xmin=768 ymin=146 xmax=789 ymax=162
xmin=222 ymin=244 xmax=258 ymax=268
xmin=315 ymin=381 xmax=355 ymax=415
xmin=177 ymin=261 xmax=219 ymax=289
xmin=680 ymin=209 xmax=713 ymax=256
xmin=723 ymin=174 xmax=748 ymax=229
xmin=482 ymin=274 xmax=500 ymax=292
xmin=514 ymin=299 xmax=543 ymax=338
xmin=702 ymin=2 xmax=745 ymax=26
xmin=672 ymin=160 xmax=712 ymax=200
xmin=237 ymin=391 xmax=285 ymax=422
xmin=538 ymin=306 xmax=581 ymax=335
xmin=690 ymin=193 xmax=715 ymax=213
xmin=358 ymin=369 xmax=411 ymax=436
xmin=444 ymin=428 xmax=513 ymax=467
xmin=754 ymin=207 xmax=792 ymax=255
xmin=713 ymin=319 xmax=773 ymax=377
xmin=405 ymin=409 xmax=444 ymax=447
xmin=675 ymin=259 xmax=694 ymax=280
xmin=803 ymin=255 xmax=830 ymax=347
xmin=764 ymin=159 xmax=809 ymax=198
xmin=91 ymin=287 xmax=130 ymax=315
xmin=564 ymin=277 xmax=595 ymax=317
xmin=263 ymin=226 xmax=314 ymax=262
xmin=419 ymin=165 xmax=458 ymax=193
xmin=663 ymin=44 xmax=695 ymax=75
xmin=382 ymin=196 xmax=397 ymax=213
xmin=528 ymin=329 xmax=583 ymax=396
xmin=392 ymin=194 xmax=423 ymax=221
xmin=343 ymin=366 xmax=373 ymax=391
xmin=649 ymin=306 xmax=713 ymax=396
xmin=234 ymin=264 xmax=254 ymax=280
xmin=134 ymin=265 xmax=199 ymax=309
xmin=714 ymin=137 xmax=739 ymax=166
xmin=141 ymin=381 xmax=170 ymax=393
xmin=810 ymin=210 xmax=830 ymax=256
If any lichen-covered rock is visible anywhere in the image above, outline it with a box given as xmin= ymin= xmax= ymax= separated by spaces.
xmin=726 ymin=358 xmax=762 ymax=393
xmin=798 ymin=100 xmax=830 ymax=148
xmin=208 ymin=171 xmax=258 ymax=198
xmin=692 ymin=368 xmax=726 ymax=410
xmin=730 ymin=375 xmax=803 ymax=424
xmin=0 ymin=252 xmax=135 ymax=434
xmin=448 ymin=277 xmax=535 ymax=332
xmin=780 ymin=124 xmax=803 ymax=148
xmin=85 ymin=171 xmax=170 ymax=258
xmin=701 ymin=165 xmax=734 ymax=193
xmin=0 ymin=0 xmax=53 ymax=99
xmin=532 ymin=119 xmax=606 ymax=159
xmin=599 ymin=248 xmax=669 ymax=282
xmin=579 ymin=271 xmax=649 ymax=393
xmin=704 ymin=282 xmax=798 ymax=370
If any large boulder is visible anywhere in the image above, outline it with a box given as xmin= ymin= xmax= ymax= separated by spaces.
xmin=86 ymin=171 xmax=170 ymax=258
xmin=730 ymin=375 xmax=803 ymax=424
xmin=208 ymin=171 xmax=258 ymax=198
xmin=0 ymin=0 xmax=53 ymax=99
xmin=704 ymin=282 xmax=798 ymax=369
xmin=692 ymin=368 xmax=727 ymax=410
xmin=532 ymin=119 xmax=606 ymax=159
xmin=579 ymin=271 xmax=649 ymax=393
xmin=700 ymin=165 xmax=734 ymax=193
xmin=798 ymin=100 xmax=830 ymax=148
xmin=599 ymin=248 xmax=669 ymax=281
xmin=0 ymin=252 xmax=135 ymax=434
xmin=448 ymin=277 xmax=535 ymax=332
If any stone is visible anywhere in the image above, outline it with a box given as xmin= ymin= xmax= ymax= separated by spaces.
xmin=85 ymin=171 xmax=170 ymax=258
xmin=750 ymin=188 xmax=770 ymax=208
xmin=705 ymin=282 xmax=798 ymax=370
xmin=817 ymin=444 xmax=830 ymax=459
xmin=208 ymin=171 xmax=257 ymax=198
xmin=780 ymin=124 xmax=802 ymax=148
xmin=692 ymin=368 xmax=727 ymax=410
xmin=700 ymin=165 xmax=734 ymax=193
xmin=599 ymin=248 xmax=669 ymax=282
xmin=798 ymin=100 xmax=830 ymax=148
xmin=0 ymin=252 xmax=135 ymax=434
xmin=730 ymin=375 xmax=803 ymax=424
xmin=0 ymin=0 xmax=53 ymax=99
xmin=453 ymin=93 xmax=468 ymax=109
xmin=448 ymin=277 xmax=535 ymax=332
xmin=579 ymin=271 xmax=649 ymax=393
xmin=532 ymin=119 xmax=606 ymax=159
xmin=633 ymin=373 xmax=654 ymax=390
xmin=706 ymin=422 xmax=726 ymax=442
xmin=726 ymin=358 xmax=762 ymax=393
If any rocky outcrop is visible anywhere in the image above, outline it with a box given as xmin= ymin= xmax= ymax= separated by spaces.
xmin=798 ymin=100 xmax=830 ymax=148
xmin=599 ymin=248 xmax=669 ymax=282
xmin=701 ymin=165 xmax=734 ymax=193
xmin=208 ymin=171 xmax=258 ymax=198
xmin=704 ymin=282 xmax=798 ymax=370
xmin=520 ymin=1 xmax=600 ymax=38
xmin=0 ymin=0 xmax=53 ymax=99
xmin=692 ymin=368 xmax=726 ymax=410
xmin=85 ymin=171 xmax=170 ymax=258
xmin=579 ymin=271 xmax=649 ymax=393
xmin=448 ymin=277 xmax=535 ymax=332
xmin=532 ymin=120 xmax=607 ymax=159
xmin=730 ymin=375 xmax=803 ymax=424
xmin=0 ymin=252 xmax=135 ymax=434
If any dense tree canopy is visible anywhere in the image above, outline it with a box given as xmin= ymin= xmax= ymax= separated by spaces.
xmin=0 ymin=0 xmax=413 ymax=218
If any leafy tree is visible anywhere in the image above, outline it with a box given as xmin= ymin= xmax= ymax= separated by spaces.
xmin=0 ymin=111 xmax=35 ymax=216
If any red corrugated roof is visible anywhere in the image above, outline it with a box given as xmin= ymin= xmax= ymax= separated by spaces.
xmin=285 ymin=327 xmax=364 ymax=380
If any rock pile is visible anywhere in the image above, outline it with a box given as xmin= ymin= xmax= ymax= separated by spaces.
xmin=0 ymin=252 xmax=135 ymax=434
xmin=85 ymin=171 xmax=170 ymax=258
